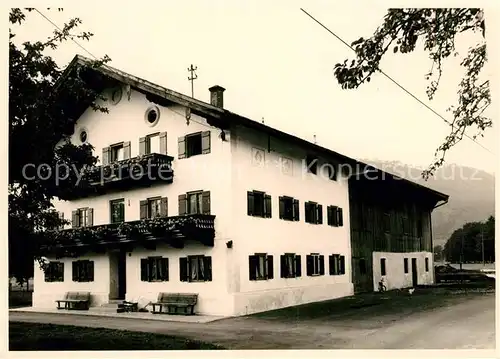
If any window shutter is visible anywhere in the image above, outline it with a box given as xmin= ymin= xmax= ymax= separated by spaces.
xmin=72 ymin=210 xmax=79 ymax=228
xmin=293 ymin=199 xmax=300 ymax=221
xmin=329 ymin=255 xmax=334 ymax=275
xmin=306 ymin=255 xmax=313 ymax=276
xmin=204 ymin=256 xmax=212 ymax=281
xmin=332 ymin=206 xmax=339 ymax=226
xmin=87 ymin=208 xmax=94 ymax=226
xmin=159 ymin=132 xmax=167 ymax=155
xmin=140 ymin=258 xmax=148 ymax=281
xmin=319 ymin=255 xmax=325 ymax=275
xmin=88 ymin=261 xmax=94 ymax=281
xmin=279 ymin=197 xmax=285 ymax=219
xmin=280 ymin=255 xmax=286 ymax=278
xmin=304 ymin=202 xmax=310 ymax=223
xmin=267 ymin=255 xmax=274 ymax=279
xmin=59 ymin=263 xmax=65 ymax=281
xmin=248 ymin=255 xmax=257 ymax=280
xmin=44 ymin=265 xmax=50 ymax=282
xmin=264 ymin=194 xmax=272 ymax=218
xmin=338 ymin=208 xmax=344 ymax=226
xmin=247 ymin=191 xmax=254 ymax=216
xmin=201 ymin=131 xmax=211 ymax=154
xmin=179 ymin=257 xmax=188 ymax=281
xmin=123 ymin=141 xmax=131 ymax=160
xmin=72 ymin=262 xmax=78 ymax=281
xmin=178 ymin=136 xmax=186 ymax=159
xmin=202 ymin=191 xmax=211 ymax=215
xmin=140 ymin=200 xmax=148 ymax=220
xmin=102 ymin=147 xmax=110 ymax=165
xmin=327 ymin=206 xmax=333 ymax=226
xmin=340 ymin=256 xmax=345 ymax=275
xmin=178 ymin=194 xmax=187 ymax=216
xmin=160 ymin=197 xmax=168 ymax=217
xmin=139 ymin=137 xmax=147 ymax=156
xmin=161 ymin=258 xmax=169 ymax=281
xmin=295 ymin=255 xmax=302 ymax=277
xmin=317 ymin=204 xmax=323 ymax=224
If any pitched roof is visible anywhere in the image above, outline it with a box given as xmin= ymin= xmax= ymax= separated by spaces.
xmin=60 ymin=55 xmax=449 ymax=204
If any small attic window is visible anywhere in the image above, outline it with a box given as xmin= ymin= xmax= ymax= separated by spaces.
xmin=145 ymin=105 xmax=160 ymax=126
xmin=110 ymin=87 xmax=122 ymax=105
xmin=79 ymin=129 xmax=88 ymax=143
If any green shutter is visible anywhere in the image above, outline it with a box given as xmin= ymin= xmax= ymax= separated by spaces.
xmin=201 ymin=131 xmax=211 ymax=154
xmin=267 ymin=255 xmax=274 ymax=279
xmin=161 ymin=257 xmax=169 ymax=281
xmin=264 ymin=194 xmax=272 ymax=218
xmin=247 ymin=191 xmax=254 ymax=216
xmin=178 ymin=194 xmax=187 ymax=216
xmin=87 ymin=208 xmax=94 ymax=226
xmin=338 ymin=208 xmax=344 ymax=226
xmin=202 ymin=191 xmax=211 ymax=215
xmin=178 ymin=136 xmax=186 ymax=159
xmin=293 ymin=199 xmax=300 ymax=221
xmin=317 ymin=204 xmax=323 ymax=224
xmin=319 ymin=255 xmax=325 ymax=275
xmin=340 ymin=256 xmax=345 ymax=275
xmin=160 ymin=197 xmax=168 ymax=217
xmin=204 ymin=256 xmax=212 ymax=281
xmin=278 ymin=197 xmax=285 ymax=219
xmin=139 ymin=137 xmax=147 ymax=156
xmin=179 ymin=257 xmax=188 ymax=281
xmin=159 ymin=132 xmax=167 ymax=155
xmin=306 ymin=255 xmax=313 ymax=276
xmin=123 ymin=141 xmax=131 ymax=160
xmin=141 ymin=258 xmax=148 ymax=281
xmin=72 ymin=210 xmax=79 ymax=228
xmin=280 ymin=255 xmax=286 ymax=278
xmin=88 ymin=261 xmax=94 ymax=281
xmin=72 ymin=261 xmax=78 ymax=282
xmin=295 ymin=255 xmax=302 ymax=277
xmin=249 ymin=255 xmax=257 ymax=280
xmin=102 ymin=147 xmax=110 ymax=165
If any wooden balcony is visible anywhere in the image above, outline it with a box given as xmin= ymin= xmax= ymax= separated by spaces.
xmin=56 ymin=153 xmax=174 ymax=200
xmin=40 ymin=214 xmax=216 ymax=258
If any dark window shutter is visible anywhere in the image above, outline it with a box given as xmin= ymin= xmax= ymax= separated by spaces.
xmin=88 ymin=261 xmax=94 ymax=281
xmin=123 ymin=141 xmax=131 ymax=160
xmin=72 ymin=210 xmax=79 ymax=228
xmin=340 ymin=256 xmax=345 ymax=275
xmin=72 ymin=262 xmax=78 ymax=281
xmin=329 ymin=255 xmax=334 ymax=275
xmin=102 ymin=147 xmax=110 ymax=165
xmin=317 ymin=204 xmax=323 ymax=224
xmin=338 ymin=208 xmax=344 ymax=226
xmin=178 ymin=194 xmax=187 ymax=216
xmin=264 ymin=194 xmax=272 ymax=218
xmin=161 ymin=258 xmax=169 ymax=281
xmin=319 ymin=255 xmax=325 ymax=275
xmin=295 ymin=255 xmax=302 ymax=277
xmin=139 ymin=137 xmax=147 ymax=156
xmin=141 ymin=258 xmax=148 ymax=281
xmin=204 ymin=256 xmax=212 ymax=281
xmin=293 ymin=199 xmax=300 ymax=221
xmin=280 ymin=255 xmax=286 ymax=278
xmin=247 ymin=191 xmax=254 ymax=216
xmin=87 ymin=208 xmax=94 ymax=226
xmin=160 ymin=197 xmax=168 ymax=217
xmin=202 ymin=191 xmax=211 ymax=215
xmin=332 ymin=206 xmax=339 ymax=226
xmin=59 ymin=263 xmax=65 ymax=281
xmin=179 ymin=257 xmax=188 ymax=281
xmin=304 ymin=202 xmax=310 ymax=223
xmin=44 ymin=265 xmax=50 ymax=282
xmin=279 ymin=197 xmax=285 ymax=219
xmin=201 ymin=131 xmax=211 ymax=154
xmin=306 ymin=255 xmax=313 ymax=276
xmin=327 ymin=206 xmax=333 ymax=226
xmin=178 ymin=136 xmax=186 ymax=159
xmin=249 ymin=255 xmax=257 ymax=280
xmin=267 ymin=255 xmax=274 ymax=279
xmin=159 ymin=132 xmax=167 ymax=155
xmin=140 ymin=200 xmax=148 ymax=220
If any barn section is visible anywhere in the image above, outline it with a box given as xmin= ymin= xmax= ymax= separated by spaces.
xmin=348 ymin=167 xmax=449 ymax=293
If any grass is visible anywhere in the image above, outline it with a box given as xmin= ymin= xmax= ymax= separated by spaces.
xmin=9 ymin=290 xmax=33 ymax=309
xmin=9 ymin=322 xmax=223 ymax=351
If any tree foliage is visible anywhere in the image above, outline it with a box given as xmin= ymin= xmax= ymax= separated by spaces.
xmin=9 ymin=8 xmax=110 ymax=283
xmin=334 ymin=9 xmax=490 ymax=179
xmin=443 ymin=216 xmax=495 ymax=263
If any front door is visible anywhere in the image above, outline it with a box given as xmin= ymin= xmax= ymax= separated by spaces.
xmin=117 ymin=250 xmax=127 ymax=299
xmin=411 ymin=258 xmax=418 ymax=287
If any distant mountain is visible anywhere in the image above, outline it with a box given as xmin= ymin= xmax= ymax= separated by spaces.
xmin=361 ymin=159 xmax=495 ymax=246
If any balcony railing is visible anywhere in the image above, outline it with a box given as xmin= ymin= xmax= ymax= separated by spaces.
xmin=56 ymin=153 xmax=174 ymax=200
xmin=40 ymin=214 xmax=216 ymax=257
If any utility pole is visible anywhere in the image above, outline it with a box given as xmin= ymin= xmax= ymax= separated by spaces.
xmin=481 ymin=226 xmax=485 ymax=267
xmin=187 ymin=64 xmax=198 ymax=98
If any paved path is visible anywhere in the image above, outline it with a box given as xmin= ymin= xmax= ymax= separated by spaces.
xmin=9 ymin=293 xmax=495 ymax=349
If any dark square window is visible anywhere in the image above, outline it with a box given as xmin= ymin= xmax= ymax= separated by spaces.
xmin=110 ymin=199 xmax=125 ymax=224
xmin=45 ymin=262 xmax=64 ymax=282
xmin=179 ymin=256 xmax=212 ymax=282
xmin=146 ymin=133 xmax=160 ymax=155
xmin=425 ymin=258 xmax=429 ymax=272
xmin=72 ymin=260 xmax=94 ymax=282
xmin=329 ymin=254 xmax=345 ymax=275
xmin=247 ymin=191 xmax=271 ymax=218
xmin=249 ymin=254 xmax=273 ymax=280
xmin=78 ymin=208 xmax=89 ymax=227
xmin=141 ymin=257 xmax=169 ymax=282
xmin=305 ymin=201 xmax=322 ymax=224
xmin=280 ymin=253 xmax=301 ymax=278
xmin=187 ymin=192 xmax=203 ymax=215
xmin=279 ymin=196 xmax=299 ymax=221
xmin=186 ymin=133 xmax=202 ymax=157
xmin=380 ymin=258 xmax=387 ymax=276
xmin=306 ymin=254 xmax=324 ymax=276
xmin=110 ymin=143 xmax=124 ymax=162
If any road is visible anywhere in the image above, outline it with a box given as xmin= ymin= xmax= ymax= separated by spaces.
xmin=9 ymin=293 xmax=495 ymax=349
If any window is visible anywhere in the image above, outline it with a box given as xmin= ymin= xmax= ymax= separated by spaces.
xmin=140 ymin=197 xmax=167 ymax=219
xmin=247 ymin=191 xmax=272 ymax=218
xmin=280 ymin=253 xmax=301 ymax=278
xmin=306 ymin=254 xmax=325 ymax=276
xmin=178 ymin=131 xmax=211 ymax=159
xmin=249 ymin=254 xmax=274 ymax=280
xmin=178 ymin=191 xmax=210 ymax=215
xmin=72 ymin=208 xmax=93 ymax=228
xmin=79 ymin=130 xmax=88 ymax=143
xmin=425 ymin=258 xmax=429 ymax=272
xmin=58 ymin=211 xmax=65 ymax=230
xmin=45 ymin=262 xmax=64 ymax=282
xmin=145 ymin=106 xmax=160 ymax=126
xmin=380 ymin=258 xmax=387 ymax=276
xmin=102 ymin=142 xmax=130 ymax=165
xmin=147 ymin=133 xmax=160 ymax=154
xmin=404 ymin=258 xmax=409 ymax=274
xmin=179 ymin=256 xmax=212 ymax=282
xmin=305 ymin=201 xmax=322 ymax=224
xmin=383 ymin=212 xmax=391 ymax=233
xmin=139 ymin=132 xmax=167 ymax=155
xmin=110 ymin=143 xmax=124 ymax=162
xmin=278 ymin=196 xmax=299 ymax=221
xmin=305 ymin=155 xmax=318 ymax=174
xmin=72 ymin=260 xmax=94 ymax=282
xmin=327 ymin=205 xmax=343 ymax=227
xmin=110 ymin=199 xmax=125 ymax=224
xmin=329 ymin=254 xmax=345 ymax=275
xmin=141 ymin=257 xmax=169 ymax=282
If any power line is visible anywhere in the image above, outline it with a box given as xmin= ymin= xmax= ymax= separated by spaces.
xmin=300 ymin=8 xmax=494 ymax=155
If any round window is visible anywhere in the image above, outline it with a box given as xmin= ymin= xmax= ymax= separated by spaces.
xmin=79 ymin=130 xmax=88 ymax=143
xmin=110 ymin=87 xmax=122 ymax=105
xmin=145 ymin=106 xmax=160 ymax=126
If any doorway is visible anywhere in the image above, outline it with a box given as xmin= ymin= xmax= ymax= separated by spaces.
xmin=110 ymin=250 xmax=127 ymax=300
xmin=411 ymin=258 xmax=418 ymax=287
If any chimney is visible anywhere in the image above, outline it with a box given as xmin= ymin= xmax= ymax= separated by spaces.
xmin=209 ymin=85 xmax=225 ymax=108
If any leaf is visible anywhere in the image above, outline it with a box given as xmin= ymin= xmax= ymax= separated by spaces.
xmin=393 ymin=46 xmax=398 ymax=53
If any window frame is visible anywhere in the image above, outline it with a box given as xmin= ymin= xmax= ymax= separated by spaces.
xmin=141 ymin=256 xmax=169 ymax=282
xmin=72 ymin=260 xmax=94 ymax=282
xmin=329 ymin=254 xmax=346 ymax=275
xmin=249 ymin=253 xmax=274 ymax=281
xmin=280 ymin=253 xmax=301 ymax=278
xmin=380 ymin=258 xmax=387 ymax=276
xmin=305 ymin=201 xmax=322 ymax=224
xmin=306 ymin=253 xmax=324 ymax=276
xmin=179 ymin=255 xmax=213 ymax=283
xmin=147 ymin=196 xmax=162 ymax=218
xmin=110 ymin=198 xmax=125 ymax=224
xmin=44 ymin=262 xmax=64 ymax=282
xmin=110 ymin=142 xmax=125 ymax=162
xmin=247 ymin=190 xmax=272 ymax=218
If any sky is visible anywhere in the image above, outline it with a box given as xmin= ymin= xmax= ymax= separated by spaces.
xmin=11 ymin=2 xmax=497 ymax=174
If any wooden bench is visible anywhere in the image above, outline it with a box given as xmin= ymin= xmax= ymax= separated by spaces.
xmin=151 ymin=293 xmax=198 ymax=315
xmin=55 ymin=291 xmax=91 ymax=310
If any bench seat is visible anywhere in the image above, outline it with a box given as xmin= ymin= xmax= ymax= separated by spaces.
xmin=151 ymin=293 xmax=198 ymax=315
xmin=55 ymin=291 xmax=91 ymax=310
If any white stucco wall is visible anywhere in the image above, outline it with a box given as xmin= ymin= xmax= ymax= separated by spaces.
xmin=372 ymin=251 xmax=434 ymax=291
xmin=229 ymin=125 xmax=353 ymax=315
